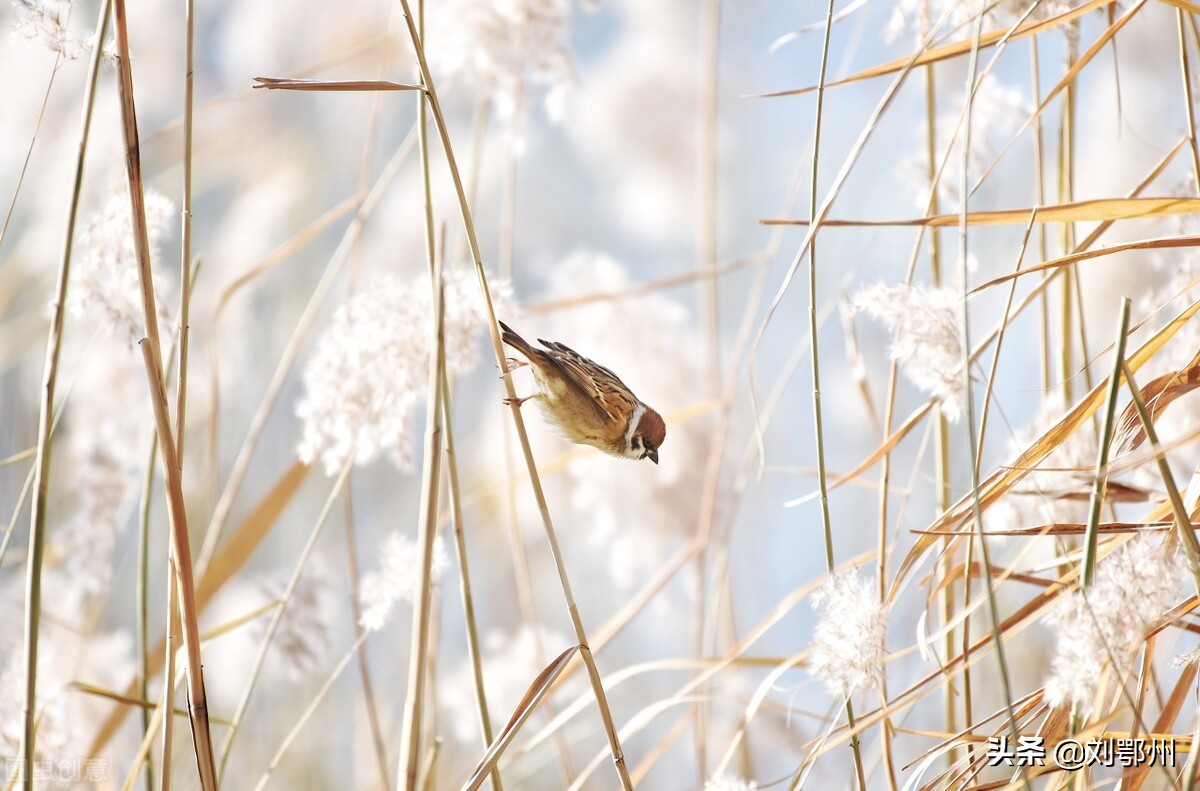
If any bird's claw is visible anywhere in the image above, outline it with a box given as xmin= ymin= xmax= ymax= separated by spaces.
xmin=500 ymin=357 xmax=528 ymax=376
xmin=503 ymin=394 xmax=538 ymax=408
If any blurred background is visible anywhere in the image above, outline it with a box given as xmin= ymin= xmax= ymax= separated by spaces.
xmin=2 ymin=0 xmax=1200 ymax=787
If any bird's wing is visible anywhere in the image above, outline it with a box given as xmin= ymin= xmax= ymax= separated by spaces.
xmin=537 ymin=339 xmax=636 ymax=422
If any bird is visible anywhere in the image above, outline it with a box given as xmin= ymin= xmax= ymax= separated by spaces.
xmin=498 ymin=321 xmax=666 ymax=464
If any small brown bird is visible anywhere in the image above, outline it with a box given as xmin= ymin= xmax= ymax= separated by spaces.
xmin=499 ymin=321 xmax=666 ymax=464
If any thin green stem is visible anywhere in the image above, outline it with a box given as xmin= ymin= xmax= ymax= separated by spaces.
xmin=1080 ymin=299 xmax=1131 ymax=590
xmin=806 ymin=0 xmax=866 ymax=785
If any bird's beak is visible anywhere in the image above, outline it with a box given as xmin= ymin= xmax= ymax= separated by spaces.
xmin=647 ymin=449 xmax=659 ymax=465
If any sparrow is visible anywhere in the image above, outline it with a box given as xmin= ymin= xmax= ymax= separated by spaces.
xmin=499 ymin=321 xmax=666 ymax=464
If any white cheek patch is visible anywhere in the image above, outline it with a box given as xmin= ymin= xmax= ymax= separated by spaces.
xmin=623 ymin=402 xmax=645 ymax=458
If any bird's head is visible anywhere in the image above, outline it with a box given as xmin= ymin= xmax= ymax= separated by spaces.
xmin=625 ymin=404 xmax=666 ymax=464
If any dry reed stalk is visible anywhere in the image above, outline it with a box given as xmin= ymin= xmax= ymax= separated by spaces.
xmin=18 ymin=1 xmax=112 ymax=783
xmin=393 ymin=0 xmax=633 ymax=786
xmin=252 ymin=77 xmax=423 ymax=91
xmin=407 ymin=10 xmax=499 ymax=780
xmin=134 ymin=258 xmax=195 ymax=791
xmin=441 ymin=384 xmax=501 ymax=791
xmin=486 ymin=59 xmax=577 ymax=779
xmin=764 ymin=197 xmax=1200 ymax=228
xmin=922 ymin=33 xmax=958 ymax=755
xmin=397 ymin=68 xmax=448 ymax=783
xmin=527 ymin=255 xmax=760 ymax=314
xmin=109 ymin=0 xmax=217 ymax=783
xmin=119 ymin=668 xmax=185 ymax=791
xmin=1029 ymin=37 xmax=1051 ymax=393
xmin=135 ymin=334 xmax=216 ymax=788
xmin=177 ymin=0 xmax=195 ymax=461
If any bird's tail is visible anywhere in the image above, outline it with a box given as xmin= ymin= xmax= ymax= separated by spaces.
xmin=499 ymin=321 xmax=536 ymax=358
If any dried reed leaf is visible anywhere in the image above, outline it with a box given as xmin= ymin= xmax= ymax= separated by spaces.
xmin=914 ymin=521 xmax=1171 ymax=536
xmin=461 ymin=646 xmax=580 ymax=791
xmin=971 ymin=235 xmax=1200 ymax=293
xmin=195 ymin=460 xmax=311 ymax=602
xmin=762 ymin=197 xmax=1200 ymax=228
xmin=253 ymin=77 xmax=425 ymax=91
xmin=1159 ymin=0 xmax=1200 ymax=14
xmin=1014 ymin=480 xmax=1153 ymax=503
xmin=890 ymin=295 xmax=1200 ymax=602
xmin=758 ymin=0 xmax=1113 ymax=97
xmin=1113 ymin=365 xmax=1200 ymax=454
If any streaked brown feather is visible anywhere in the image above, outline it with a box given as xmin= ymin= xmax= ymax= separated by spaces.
xmin=500 ymin=321 xmax=664 ymax=460
xmin=534 ymin=338 xmax=638 ymax=421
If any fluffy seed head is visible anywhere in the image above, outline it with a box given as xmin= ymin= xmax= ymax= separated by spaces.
xmin=808 ymin=570 xmax=887 ymax=697
xmin=1044 ymin=537 xmax=1183 ymax=714
xmin=359 ymin=532 xmax=449 ymax=632
xmin=704 ymin=775 xmax=759 ymax=791
xmin=69 ymin=186 xmax=176 ymax=346
xmin=296 ymin=269 xmax=515 ymax=475
xmin=427 ymin=0 xmax=572 ymax=117
xmin=11 ymin=0 xmax=89 ymax=58
xmin=852 ymin=282 xmax=963 ymax=421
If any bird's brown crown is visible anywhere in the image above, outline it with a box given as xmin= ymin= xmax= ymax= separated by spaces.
xmin=637 ymin=406 xmax=667 ymax=449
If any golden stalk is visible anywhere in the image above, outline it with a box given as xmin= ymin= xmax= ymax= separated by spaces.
xmin=393 ymin=0 xmax=633 ymax=785
xmin=111 ymin=0 xmax=217 ymax=783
